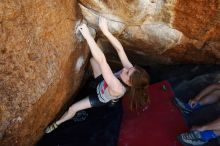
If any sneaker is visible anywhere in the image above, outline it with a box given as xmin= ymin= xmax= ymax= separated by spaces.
xmin=174 ymin=97 xmax=193 ymax=114
xmin=178 ymin=131 xmax=208 ymax=146
xmin=45 ymin=122 xmax=58 ymax=134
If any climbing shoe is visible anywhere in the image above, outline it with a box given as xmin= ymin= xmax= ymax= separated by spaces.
xmin=45 ymin=122 xmax=58 ymax=134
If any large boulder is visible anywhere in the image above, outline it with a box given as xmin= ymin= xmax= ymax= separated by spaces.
xmin=79 ymin=0 xmax=220 ymax=64
xmin=1 ymin=0 xmax=220 ymax=146
xmin=0 ymin=0 xmax=90 ymax=146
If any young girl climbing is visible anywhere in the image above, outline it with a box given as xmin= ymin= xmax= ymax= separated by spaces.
xmin=45 ymin=17 xmax=150 ymax=133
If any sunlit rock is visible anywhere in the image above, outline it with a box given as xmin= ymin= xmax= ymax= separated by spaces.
xmin=79 ymin=0 xmax=220 ymax=63
xmin=0 ymin=1 xmax=90 ymax=146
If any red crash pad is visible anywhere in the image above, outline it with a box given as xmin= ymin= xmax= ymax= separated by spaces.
xmin=118 ymin=80 xmax=187 ymax=146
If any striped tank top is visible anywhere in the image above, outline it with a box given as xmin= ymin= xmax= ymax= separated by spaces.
xmin=96 ymin=71 xmax=126 ymax=103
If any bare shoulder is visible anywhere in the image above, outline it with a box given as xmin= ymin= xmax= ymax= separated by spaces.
xmin=108 ymin=84 xmax=126 ymax=97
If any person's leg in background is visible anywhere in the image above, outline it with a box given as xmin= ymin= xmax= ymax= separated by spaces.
xmin=170 ymin=71 xmax=220 ymax=146
xmin=178 ymin=116 xmax=220 ymax=146
xmin=177 ymin=99 xmax=220 ymax=146
xmin=171 ymin=72 xmax=220 ymax=102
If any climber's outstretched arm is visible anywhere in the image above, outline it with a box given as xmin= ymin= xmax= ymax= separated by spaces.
xmin=78 ymin=24 xmax=124 ymax=95
xmin=99 ymin=17 xmax=133 ymax=69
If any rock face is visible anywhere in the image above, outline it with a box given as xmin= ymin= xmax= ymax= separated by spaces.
xmin=0 ymin=0 xmax=220 ymax=146
xmin=0 ymin=0 xmax=90 ymax=146
xmin=79 ymin=0 xmax=220 ymax=64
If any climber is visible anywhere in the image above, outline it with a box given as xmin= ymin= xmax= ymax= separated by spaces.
xmin=45 ymin=16 xmax=150 ymax=133
xmin=174 ymin=83 xmax=220 ymax=146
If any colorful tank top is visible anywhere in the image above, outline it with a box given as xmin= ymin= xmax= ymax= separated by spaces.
xmin=96 ymin=71 xmax=126 ymax=103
